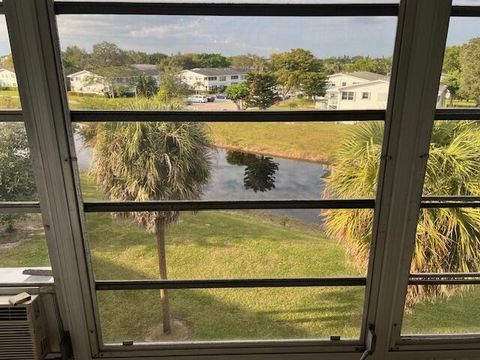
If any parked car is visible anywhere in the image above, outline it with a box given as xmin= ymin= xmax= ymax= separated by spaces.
xmin=207 ymin=95 xmax=216 ymax=102
xmin=215 ymin=93 xmax=227 ymax=101
xmin=187 ymin=94 xmax=208 ymax=104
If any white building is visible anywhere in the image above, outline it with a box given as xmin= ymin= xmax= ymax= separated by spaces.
xmin=67 ymin=64 xmax=161 ymax=95
xmin=320 ymin=71 xmax=449 ymax=110
xmin=323 ymin=72 xmax=389 ymax=110
xmin=67 ymin=70 xmax=106 ymax=94
xmin=180 ymin=68 xmax=247 ymax=92
xmin=0 ymin=68 xmax=17 ymax=88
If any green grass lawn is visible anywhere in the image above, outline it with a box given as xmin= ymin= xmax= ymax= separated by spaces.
xmin=208 ymin=122 xmax=351 ymax=163
xmin=2 ymin=176 xmax=480 ymax=342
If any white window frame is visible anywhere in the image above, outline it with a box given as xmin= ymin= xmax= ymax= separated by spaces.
xmin=4 ymin=1 xmax=480 ymax=359
xmin=342 ymin=91 xmax=355 ymax=101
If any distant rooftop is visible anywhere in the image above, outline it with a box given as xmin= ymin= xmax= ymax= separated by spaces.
xmin=130 ymin=64 xmax=160 ymax=76
xmin=348 ymin=71 xmax=389 ymax=81
xmin=186 ymin=68 xmax=248 ymax=76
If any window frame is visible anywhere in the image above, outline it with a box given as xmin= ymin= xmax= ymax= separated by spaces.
xmin=4 ymin=0 xmax=480 ymax=359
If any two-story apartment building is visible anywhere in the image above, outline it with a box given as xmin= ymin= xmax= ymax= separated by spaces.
xmin=180 ymin=68 xmax=247 ymax=92
xmin=320 ymin=71 xmax=449 ymax=110
xmin=67 ymin=64 xmax=161 ymax=95
xmin=67 ymin=69 xmax=106 ymax=94
xmin=0 ymin=68 xmax=17 ymax=88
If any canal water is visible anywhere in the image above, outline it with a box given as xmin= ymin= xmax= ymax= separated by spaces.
xmin=75 ymin=134 xmax=330 ymax=225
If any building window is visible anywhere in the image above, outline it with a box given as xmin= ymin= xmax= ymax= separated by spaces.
xmin=208 ymin=76 xmax=218 ymax=81
xmin=362 ymin=92 xmax=370 ymax=100
xmin=219 ymin=76 xmax=227 ymax=81
xmin=231 ymin=75 xmax=239 ymax=80
xmin=342 ymin=91 xmax=354 ymax=100
xmin=342 ymin=81 xmax=347 ymax=86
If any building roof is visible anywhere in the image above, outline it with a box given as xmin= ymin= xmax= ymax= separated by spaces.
xmin=328 ymin=71 xmax=389 ymax=82
xmin=66 ymin=69 xmax=96 ymax=78
xmin=0 ymin=68 xmax=15 ymax=74
xmin=348 ymin=71 xmax=389 ymax=81
xmin=336 ymin=79 xmax=389 ymax=91
xmin=130 ymin=64 xmax=160 ymax=76
xmin=184 ymin=68 xmax=247 ymax=76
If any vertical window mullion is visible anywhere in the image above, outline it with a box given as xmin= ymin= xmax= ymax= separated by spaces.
xmin=364 ymin=0 xmax=452 ymax=358
xmin=3 ymin=0 xmax=99 ymax=358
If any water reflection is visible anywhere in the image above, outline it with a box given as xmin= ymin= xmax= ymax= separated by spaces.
xmin=226 ymin=150 xmax=279 ymax=193
xmin=75 ymin=133 xmax=330 ymax=224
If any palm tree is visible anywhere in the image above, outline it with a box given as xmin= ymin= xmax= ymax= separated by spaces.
xmin=85 ymin=98 xmax=212 ymax=333
xmin=324 ymin=121 xmax=480 ymax=305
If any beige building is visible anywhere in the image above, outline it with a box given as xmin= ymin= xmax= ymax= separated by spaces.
xmin=320 ymin=71 xmax=449 ymax=110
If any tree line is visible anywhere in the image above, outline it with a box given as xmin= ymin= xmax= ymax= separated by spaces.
xmin=442 ymin=38 xmax=480 ymax=106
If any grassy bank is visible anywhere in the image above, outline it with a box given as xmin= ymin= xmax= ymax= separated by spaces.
xmin=209 ymin=122 xmax=351 ymax=164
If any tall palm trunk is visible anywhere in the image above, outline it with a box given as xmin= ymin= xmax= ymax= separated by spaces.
xmin=155 ymin=219 xmax=171 ymax=333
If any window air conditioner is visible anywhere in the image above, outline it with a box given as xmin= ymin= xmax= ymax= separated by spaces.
xmin=0 ymin=294 xmax=48 ymax=360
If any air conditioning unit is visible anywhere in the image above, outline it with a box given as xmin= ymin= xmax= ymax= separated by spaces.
xmin=0 ymin=294 xmax=48 ymax=360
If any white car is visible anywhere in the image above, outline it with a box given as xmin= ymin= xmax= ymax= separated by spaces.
xmin=187 ymin=94 xmax=208 ymax=104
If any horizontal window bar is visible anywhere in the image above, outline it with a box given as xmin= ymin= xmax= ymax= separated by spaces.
xmin=96 ymin=275 xmax=480 ymax=291
xmin=83 ymin=199 xmax=376 ymax=213
xmin=421 ymin=196 xmax=480 ymax=202
xmin=435 ymin=109 xmax=480 ymax=121
xmin=420 ymin=199 xmax=480 ymax=208
xmin=83 ymin=198 xmax=480 ymax=213
xmin=409 ymin=273 xmax=480 ymax=285
xmin=410 ymin=272 xmax=480 ymax=279
xmin=70 ymin=110 xmax=386 ymax=123
xmin=451 ymin=5 xmax=480 ymax=17
xmin=0 ymin=110 xmax=23 ymax=122
xmin=95 ymin=277 xmax=367 ymax=291
xmin=54 ymin=2 xmax=399 ymax=16
xmin=0 ymin=202 xmax=41 ymax=214
xmin=69 ymin=109 xmax=480 ymax=123
xmin=408 ymin=279 xmax=480 ymax=285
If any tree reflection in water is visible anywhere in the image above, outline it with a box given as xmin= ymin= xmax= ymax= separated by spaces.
xmin=226 ymin=150 xmax=280 ymax=192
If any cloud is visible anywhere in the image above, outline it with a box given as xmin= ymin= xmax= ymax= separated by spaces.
xmin=55 ymin=14 xmax=399 ymax=57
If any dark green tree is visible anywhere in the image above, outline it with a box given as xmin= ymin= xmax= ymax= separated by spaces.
xmin=443 ymin=45 xmax=461 ymax=75
xmin=191 ymin=53 xmax=230 ymax=68
xmin=459 ymin=38 xmax=480 ymax=105
xmin=225 ymin=83 xmax=249 ymax=110
xmin=269 ymin=49 xmax=324 ymax=99
xmin=62 ymin=46 xmax=90 ymax=75
xmin=302 ymin=72 xmax=327 ymax=102
xmin=136 ymin=74 xmax=159 ymax=98
xmin=89 ymin=42 xmax=129 ymax=68
xmin=0 ymin=124 xmax=37 ymax=232
xmin=245 ymin=73 xmax=277 ymax=110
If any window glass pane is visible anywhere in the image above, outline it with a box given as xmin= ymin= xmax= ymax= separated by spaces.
xmin=0 ymin=123 xmax=39 ymax=202
xmin=411 ymin=206 xmax=480 ymax=275
xmin=97 ymin=287 xmax=365 ymax=344
xmin=440 ymin=17 xmax=480 ymax=109
xmin=74 ymin=121 xmax=383 ymax=202
xmin=86 ymin=209 xmax=373 ymax=280
xmin=0 ymin=213 xmax=50 ymax=267
xmin=402 ymin=285 xmax=480 ymax=335
xmin=404 ymin=206 xmax=480 ymax=335
xmin=57 ymin=15 xmax=396 ymax=111
xmin=422 ymin=121 xmax=480 ymax=196
xmin=0 ymin=16 xmax=20 ymax=110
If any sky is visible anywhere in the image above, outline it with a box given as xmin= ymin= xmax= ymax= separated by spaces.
xmin=0 ymin=1 xmax=479 ymax=58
